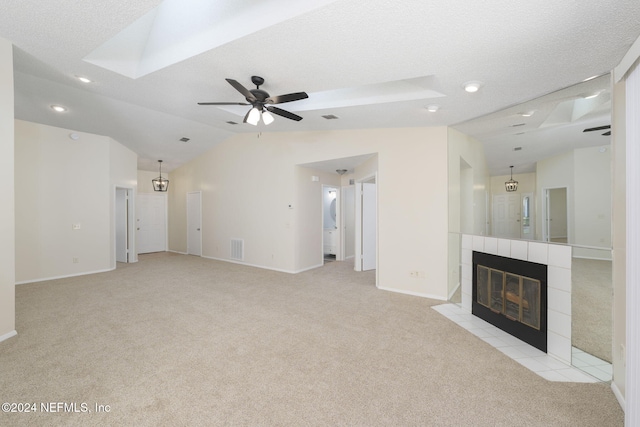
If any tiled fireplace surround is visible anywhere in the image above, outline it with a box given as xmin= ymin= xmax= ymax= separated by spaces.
xmin=460 ymin=234 xmax=572 ymax=364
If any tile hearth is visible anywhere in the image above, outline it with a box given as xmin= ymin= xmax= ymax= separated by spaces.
xmin=433 ymin=303 xmax=611 ymax=383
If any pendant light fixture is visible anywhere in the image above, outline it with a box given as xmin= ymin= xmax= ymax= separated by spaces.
xmin=505 ymin=166 xmax=518 ymax=192
xmin=152 ymin=160 xmax=169 ymax=192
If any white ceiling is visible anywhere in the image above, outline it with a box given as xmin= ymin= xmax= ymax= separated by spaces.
xmin=2 ymin=0 xmax=639 ymax=174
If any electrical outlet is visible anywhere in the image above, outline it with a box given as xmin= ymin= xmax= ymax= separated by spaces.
xmin=72 ymin=223 xmax=81 ymax=230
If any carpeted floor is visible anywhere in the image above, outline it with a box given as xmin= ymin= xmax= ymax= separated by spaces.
xmin=572 ymin=258 xmax=613 ymax=362
xmin=0 ymin=253 xmax=623 ymax=426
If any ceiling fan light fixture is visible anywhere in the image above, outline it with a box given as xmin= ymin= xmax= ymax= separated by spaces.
xmin=505 ymin=166 xmax=518 ymax=192
xmin=262 ymin=110 xmax=275 ymax=125
xmin=246 ymin=107 xmax=261 ymax=126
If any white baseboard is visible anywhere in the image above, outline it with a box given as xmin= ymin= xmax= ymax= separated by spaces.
xmin=15 ymin=268 xmax=114 ymax=285
xmin=378 ymin=286 xmax=447 ymax=301
xmin=168 ymin=250 xmax=188 ymax=255
xmin=201 ymin=255 xmax=311 ymax=274
xmin=0 ymin=330 xmax=17 ymax=343
xmin=611 ymin=381 xmax=625 ymax=411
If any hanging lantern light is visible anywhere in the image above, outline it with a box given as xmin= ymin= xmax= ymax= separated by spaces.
xmin=505 ymin=165 xmax=518 ymax=192
xmin=152 ymin=160 xmax=169 ymax=192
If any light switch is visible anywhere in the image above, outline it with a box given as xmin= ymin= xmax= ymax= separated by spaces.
xmin=72 ymin=223 xmax=81 ymax=230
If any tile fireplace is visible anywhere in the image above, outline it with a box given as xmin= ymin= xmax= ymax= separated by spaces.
xmin=472 ymin=251 xmax=547 ymax=352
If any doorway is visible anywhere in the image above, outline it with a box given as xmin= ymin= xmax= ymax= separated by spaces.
xmin=492 ymin=193 xmax=521 ymax=238
xmin=187 ymin=191 xmax=202 ymax=256
xmin=355 ymin=175 xmax=376 ymax=272
xmin=115 ymin=187 xmax=134 ymax=264
xmin=137 ymin=193 xmax=167 ymax=254
xmin=322 ymin=186 xmax=339 ymax=263
xmin=543 ymin=187 xmax=568 ymax=243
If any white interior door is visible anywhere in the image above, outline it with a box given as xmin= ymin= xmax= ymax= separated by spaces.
xmin=361 ymin=182 xmax=377 ymax=271
xmin=187 ymin=192 xmax=202 ymax=256
xmin=115 ymin=188 xmax=128 ymax=263
xmin=137 ymin=193 xmax=167 ymax=254
xmin=492 ymin=194 xmax=520 ymax=238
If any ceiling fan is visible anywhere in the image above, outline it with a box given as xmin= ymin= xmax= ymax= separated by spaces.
xmin=583 ymin=125 xmax=611 ymax=136
xmin=198 ymin=76 xmax=308 ymax=126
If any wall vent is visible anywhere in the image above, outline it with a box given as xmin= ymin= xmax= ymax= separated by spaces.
xmin=231 ymin=238 xmax=244 ymax=261
xmin=349 ymin=179 xmax=355 ymax=185
xmin=322 ymin=114 xmax=339 ymax=120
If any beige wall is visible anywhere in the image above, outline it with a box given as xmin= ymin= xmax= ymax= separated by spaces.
xmin=0 ymin=37 xmax=15 ymax=340
xmin=447 ymin=128 xmax=489 ymax=235
xmin=535 ymin=146 xmax=612 ymax=257
xmin=15 ymin=120 xmax=137 ymax=283
xmin=574 ymin=145 xmax=612 ymax=249
xmin=170 ymin=127 xmax=449 ymax=299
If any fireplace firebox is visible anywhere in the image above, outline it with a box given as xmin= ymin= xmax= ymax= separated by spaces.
xmin=472 ymin=251 xmax=547 ymax=352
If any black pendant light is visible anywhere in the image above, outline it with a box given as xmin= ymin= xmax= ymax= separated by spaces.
xmin=505 ymin=166 xmax=518 ymax=192
xmin=152 ymin=160 xmax=169 ymax=192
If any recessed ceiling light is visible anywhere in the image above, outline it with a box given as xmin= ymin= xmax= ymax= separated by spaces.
xmin=51 ymin=105 xmax=67 ymax=112
xmin=584 ymin=91 xmax=601 ymax=99
xmin=518 ymin=111 xmax=535 ymax=117
xmin=69 ymin=133 xmax=80 ymax=140
xmin=76 ymin=76 xmax=92 ymax=83
xmin=463 ymin=81 xmax=483 ymax=93
xmin=426 ymin=105 xmax=440 ymax=112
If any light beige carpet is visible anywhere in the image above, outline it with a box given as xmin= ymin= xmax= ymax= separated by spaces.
xmin=572 ymin=258 xmax=613 ymax=362
xmin=0 ymin=253 xmax=623 ymax=426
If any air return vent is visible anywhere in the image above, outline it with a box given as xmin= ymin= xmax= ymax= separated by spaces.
xmin=231 ymin=239 xmax=244 ymax=261
xmin=322 ymin=114 xmax=339 ymax=120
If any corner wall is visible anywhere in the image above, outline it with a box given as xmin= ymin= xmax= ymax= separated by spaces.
xmin=0 ymin=37 xmax=15 ymax=341
xmin=169 ymin=127 xmax=450 ymax=299
xmin=15 ymin=120 xmax=137 ymax=283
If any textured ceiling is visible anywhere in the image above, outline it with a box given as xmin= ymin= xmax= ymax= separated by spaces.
xmin=2 ymin=0 xmax=639 ymax=174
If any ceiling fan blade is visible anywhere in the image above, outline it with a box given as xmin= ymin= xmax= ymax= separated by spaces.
xmin=602 ymin=131 xmax=611 ymax=136
xmin=583 ymin=125 xmax=611 ymax=132
xmin=266 ymin=106 xmax=303 ymax=121
xmin=226 ymin=78 xmax=257 ymax=102
xmin=265 ymin=92 xmax=309 ymax=104
xmin=198 ymin=102 xmax=251 ymax=106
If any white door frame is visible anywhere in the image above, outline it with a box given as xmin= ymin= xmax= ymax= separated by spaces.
xmin=542 ymin=187 xmax=569 ymax=243
xmin=354 ymin=173 xmax=377 ymax=280
xmin=187 ymin=191 xmax=202 ymax=256
xmin=321 ymin=185 xmax=341 ymax=262
xmin=114 ymin=186 xmax=135 ymax=265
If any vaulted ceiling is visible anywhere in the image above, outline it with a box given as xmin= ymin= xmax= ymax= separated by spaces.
xmin=2 ymin=0 xmax=639 ymax=174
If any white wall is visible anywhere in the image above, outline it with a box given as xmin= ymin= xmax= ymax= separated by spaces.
xmin=574 ymin=145 xmax=612 ymax=249
xmin=0 ymin=37 xmax=15 ymax=340
xmin=169 ymin=127 xmax=449 ymax=299
xmin=15 ymin=120 xmax=137 ymax=283
xmin=612 ymin=77 xmax=627 ymax=403
xmin=447 ymin=128 xmax=489 ymax=235
xmin=535 ymin=146 xmax=612 ymax=257
xmin=536 ymin=150 xmax=575 ymax=241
